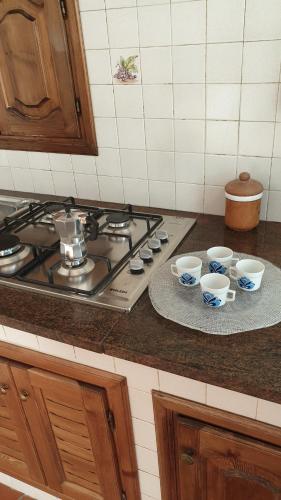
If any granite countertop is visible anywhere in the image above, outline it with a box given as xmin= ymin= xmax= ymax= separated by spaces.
xmin=0 ymin=190 xmax=281 ymax=404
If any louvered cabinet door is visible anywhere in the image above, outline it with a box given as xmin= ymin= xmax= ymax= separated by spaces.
xmin=11 ymin=365 xmax=123 ymax=500
xmin=0 ymin=359 xmax=45 ymax=484
xmin=175 ymin=415 xmax=281 ymax=500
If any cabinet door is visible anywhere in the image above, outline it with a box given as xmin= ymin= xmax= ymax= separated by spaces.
xmin=0 ymin=359 xmax=44 ymax=484
xmin=0 ymin=0 xmax=79 ymax=137
xmin=11 ymin=364 xmax=123 ymax=500
xmin=176 ymin=415 xmax=281 ymax=500
xmin=0 ymin=0 xmax=97 ymax=154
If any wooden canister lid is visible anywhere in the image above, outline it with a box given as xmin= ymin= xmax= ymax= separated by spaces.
xmin=225 ymin=172 xmax=263 ymax=197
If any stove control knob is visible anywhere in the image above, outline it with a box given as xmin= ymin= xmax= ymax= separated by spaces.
xmin=129 ymin=258 xmax=144 ymax=274
xmin=155 ymin=229 xmax=169 ymax=243
xmin=148 ymin=238 xmax=161 ymax=253
xmin=139 ymin=248 xmax=153 ymax=263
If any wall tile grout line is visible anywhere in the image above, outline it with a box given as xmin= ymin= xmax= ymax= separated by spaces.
xmin=170 ymin=0 xmax=176 ymax=209
xmin=104 ymin=7 xmax=125 ymax=204
xmin=236 ymin=0 xmax=247 ymax=179
xmin=84 ymin=39 xmax=281 ymax=51
xmin=136 ymin=2 xmax=150 ymax=207
xmin=267 ymin=63 xmax=281 ymax=219
xmin=202 ymin=0 xmax=207 ymax=214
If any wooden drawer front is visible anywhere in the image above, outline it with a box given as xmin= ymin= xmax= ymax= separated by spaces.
xmin=176 ymin=415 xmax=281 ymax=500
xmin=11 ymin=365 xmax=122 ymax=500
xmin=0 ymin=360 xmax=44 ymax=484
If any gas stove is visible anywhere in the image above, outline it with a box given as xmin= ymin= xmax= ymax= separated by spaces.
xmin=0 ymin=197 xmax=196 ymax=312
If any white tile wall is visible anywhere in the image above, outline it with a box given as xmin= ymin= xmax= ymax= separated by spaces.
xmin=37 ymin=336 xmax=76 ymax=361
xmin=159 ymin=370 xmax=206 ymax=403
xmin=129 ymin=387 xmax=155 ymax=423
xmin=115 ymin=357 xmax=159 ymax=391
xmin=3 ymin=326 xmax=39 ymax=349
xmin=2 ymin=325 xmax=281 ymax=500
xmin=74 ymin=346 xmax=115 ymax=371
xmin=256 ymin=398 xmax=281 ymax=427
xmin=0 ymin=324 xmax=6 ymax=340
xmin=206 ymin=384 xmax=258 ymax=418
xmin=0 ymin=472 xmax=59 ymax=500
xmin=138 ymin=470 xmax=161 ymax=500
xmin=1 ymin=0 xmax=281 ymax=220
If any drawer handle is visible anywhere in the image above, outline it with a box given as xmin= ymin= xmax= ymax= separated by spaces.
xmin=181 ymin=449 xmax=195 ymax=465
xmin=0 ymin=384 xmax=9 ymax=394
xmin=19 ymin=390 xmax=29 ymax=401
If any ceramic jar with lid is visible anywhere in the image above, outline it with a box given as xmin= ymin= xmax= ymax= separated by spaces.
xmin=225 ymin=172 xmax=263 ymax=231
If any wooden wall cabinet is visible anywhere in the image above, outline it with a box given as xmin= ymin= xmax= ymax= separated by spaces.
xmin=0 ymin=344 xmax=140 ymax=500
xmin=0 ymin=0 xmax=97 ymax=155
xmin=153 ymin=391 xmax=281 ymax=500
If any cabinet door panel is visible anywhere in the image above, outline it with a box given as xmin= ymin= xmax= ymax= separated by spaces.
xmin=0 ymin=0 xmax=79 ymax=139
xmin=175 ymin=416 xmax=202 ymax=500
xmin=12 ymin=365 xmax=122 ymax=500
xmin=176 ymin=415 xmax=281 ymax=500
xmin=200 ymin=427 xmax=281 ymax=500
xmin=0 ymin=359 xmax=45 ymax=483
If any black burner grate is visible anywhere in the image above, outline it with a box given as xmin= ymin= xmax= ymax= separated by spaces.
xmin=0 ymin=198 xmax=163 ymax=296
xmin=106 ymin=212 xmax=130 ymax=226
xmin=0 ymin=234 xmax=20 ymax=252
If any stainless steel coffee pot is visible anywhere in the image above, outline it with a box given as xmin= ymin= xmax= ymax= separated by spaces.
xmin=53 ymin=209 xmax=98 ymax=267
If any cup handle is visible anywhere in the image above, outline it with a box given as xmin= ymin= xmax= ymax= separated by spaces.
xmin=231 ymin=257 xmax=240 ymax=264
xmin=171 ymin=264 xmax=178 ymax=277
xmin=226 ymin=290 xmax=236 ymax=302
xmin=229 ymin=266 xmax=238 ymax=280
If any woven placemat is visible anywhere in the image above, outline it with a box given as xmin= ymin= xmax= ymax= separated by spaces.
xmin=149 ymin=251 xmax=281 ymax=335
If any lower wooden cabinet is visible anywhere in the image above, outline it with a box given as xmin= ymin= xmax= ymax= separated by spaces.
xmin=0 ymin=345 xmax=140 ymax=500
xmin=0 ymin=360 xmax=45 ymax=484
xmin=153 ymin=391 xmax=281 ymax=500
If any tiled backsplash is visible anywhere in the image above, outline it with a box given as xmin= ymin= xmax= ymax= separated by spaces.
xmin=1 ymin=0 xmax=281 ymax=221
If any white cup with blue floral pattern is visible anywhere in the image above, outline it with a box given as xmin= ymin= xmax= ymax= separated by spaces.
xmin=200 ymin=273 xmax=236 ymax=308
xmin=207 ymin=246 xmax=239 ymax=275
xmin=229 ymin=259 xmax=265 ymax=291
xmin=171 ymin=256 xmax=202 ymax=287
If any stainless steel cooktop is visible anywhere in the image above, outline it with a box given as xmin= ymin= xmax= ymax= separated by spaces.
xmin=0 ymin=195 xmax=38 ymax=223
xmin=0 ymin=197 xmax=196 ymax=312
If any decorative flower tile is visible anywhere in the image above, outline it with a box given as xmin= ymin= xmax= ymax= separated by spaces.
xmin=114 ymin=55 xmax=138 ymax=83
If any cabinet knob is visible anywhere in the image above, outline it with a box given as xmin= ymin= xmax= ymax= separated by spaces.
xmin=0 ymin=384 xmax=9 ymax=394
xmin=19 ymin=390 xmax=29 ymax=401
xmin=181 ymin=449 xmax=195 ymax=465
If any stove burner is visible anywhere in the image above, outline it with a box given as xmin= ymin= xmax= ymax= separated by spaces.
xmin=106 ymin=212 xmax=130 ymax=229
xmin=0 ymin=234 xmax=22 ymax=257
xmin=0 ymin=245 xmax=32 ymax=276
xmin=57 ymin=258 xmax=95 ymax=277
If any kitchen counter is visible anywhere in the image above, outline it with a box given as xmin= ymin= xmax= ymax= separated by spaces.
xmin=104 ymin=215 xmax=281 ymax=404
xmin=0 ymin=190 xmax=281 ymax=404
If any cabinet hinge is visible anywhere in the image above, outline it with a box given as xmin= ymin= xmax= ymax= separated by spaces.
xmin=107 ymin=409 xmax=115 ymax=431
xmin=121 ymin=492 xmax=127 ymax=500
xmin=75 ymin=97 xmax=81 ymax=115
xmin=60 ymin=0 xmax=67 ymax=18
